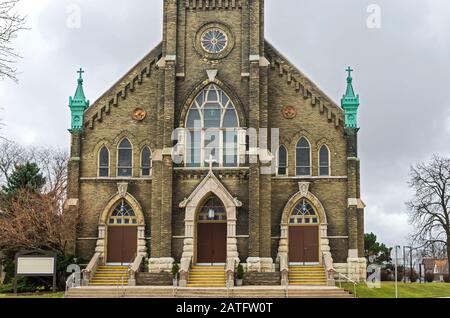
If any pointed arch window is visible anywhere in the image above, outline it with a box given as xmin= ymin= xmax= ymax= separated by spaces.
xmin=118 ymin=138 xmax=133 ymax=177
xmin=319 ymin=145 xmax=330 ymax=176
xmin=98 ymin=146 xmax=110 ymax=177
xmin=277 ymin=145 xmax=288 ymax=176
xmin=109 ymin=200 xmax=137 ymax=225
xmin=296 ymin=137 xmax=311 ymax=176
xmin=290 ymin=199 xmax=319 ymax=225
xmin=141 ymin=146 xmax=152 ymax=177
xmin=185 ymin=84 xmax=239 ymax=168
xmin=198 ymin=196 xmax=227 ymax=222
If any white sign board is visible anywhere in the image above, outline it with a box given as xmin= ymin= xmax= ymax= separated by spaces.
xmin=16 ymin=257 xmax=55 ymax=275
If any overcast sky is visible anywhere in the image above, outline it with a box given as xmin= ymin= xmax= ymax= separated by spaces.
xmin=1 ymin=0 xmax=450 ymax=247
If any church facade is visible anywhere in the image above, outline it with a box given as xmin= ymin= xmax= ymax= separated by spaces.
xmin=67 ymin=0 xmax=366 ymax=287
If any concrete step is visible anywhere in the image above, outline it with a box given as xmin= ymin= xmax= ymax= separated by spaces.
xmin=66 ymin=286 xmax=352 ymax=298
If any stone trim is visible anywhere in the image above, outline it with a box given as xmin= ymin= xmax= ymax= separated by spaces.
xmin=84 ymin=42 xmax=163 ymax=130
xmin=80 ymin=177 xmax=152 ymax=181
xmin=178 ymin=78 xmax=247 ymax=129
xmin=265 ymin=41 xmax=344 ymax=128
xmin=179 ymin=171 xmax=241 ymax=266
xmin=277 ymin=183 xmax=333 ymax=267
xmin=185 ymin=0 xmax=243 ymax=10
xmin=272 ymin=176 xmax=348 ymax=180
xmin=93 ymin=189 xmax=148 ymax=262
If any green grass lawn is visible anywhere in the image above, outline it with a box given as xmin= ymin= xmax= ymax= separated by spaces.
xmin=0 ymin=292 xmax=64 ymax=298
xmin=342 ymin=282 xmax=450 ymax=298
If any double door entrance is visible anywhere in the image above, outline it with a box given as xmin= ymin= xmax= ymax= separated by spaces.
xmin=289 ymin=226 xmax=319 ymax=264
xmin=107 ymin=226 xmax=137 ymax=264
xmin=197 ymin=223 xmax=227 ymax=264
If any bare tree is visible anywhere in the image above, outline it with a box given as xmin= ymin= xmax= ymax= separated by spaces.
xmin=0 ymin=138 xmax=28 ymax=185
xmin=0 ymin=140 xmax=69 ymax=198
xmin=0 ymin=190 xmax=78 ymax=256
xmin=408 ymin=155 xmax=450 ymax=275
xmin=0 ymin=0 xmax=28 ymax=82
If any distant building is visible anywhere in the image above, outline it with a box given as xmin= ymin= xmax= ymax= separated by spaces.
xmin=423 ymin=259 xmax=449 ymax=282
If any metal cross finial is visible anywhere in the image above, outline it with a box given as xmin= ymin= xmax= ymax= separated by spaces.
xmin=77 ymin=68 xmax=85 ymax=80
xmin=346 ymin=66 xmax=354 ymax=78
xmin=205 ymin=154 xmax=217 ymax=172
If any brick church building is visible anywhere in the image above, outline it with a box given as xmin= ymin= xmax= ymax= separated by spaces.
xmin=66 ymin=0 xmax=366 ymax=287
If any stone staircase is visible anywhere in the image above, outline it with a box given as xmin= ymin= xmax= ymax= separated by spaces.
xmin=65 ymin=286 xmax=352 ymax=298
xmin=89 ymin=266 xmax=129 ymax=286
xmin=187 ymin=265 xmax=226 ymax=287
xmin=289 ymin=266 xmax=327 ymax=286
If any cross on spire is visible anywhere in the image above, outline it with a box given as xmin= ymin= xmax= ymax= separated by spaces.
xmin=205 ymin=154 xmax=217 ymax=172
xmin=77 ymin=68 xmax=85 ymax=80
xmin=346 ymin=66 xmax=354 ymax=78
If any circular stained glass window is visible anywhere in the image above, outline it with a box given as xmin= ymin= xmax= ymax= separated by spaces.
xmin=201 ymin=29 xmax=228 ymax=54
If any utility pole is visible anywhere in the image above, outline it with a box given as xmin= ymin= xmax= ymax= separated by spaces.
xmin=393 ymin=245 xmax=400 ymax=298
xmin=403 ymin=246 xmax=406 ymax=283
xmin=410 ymin=247 xmax=413 ymax=283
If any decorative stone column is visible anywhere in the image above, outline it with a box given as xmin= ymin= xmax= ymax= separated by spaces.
xmin=95 ymin=225 xmax=106 ymax=257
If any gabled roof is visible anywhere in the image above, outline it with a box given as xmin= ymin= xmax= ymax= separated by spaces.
xmin=82 ymin=40 xmax=345 ymax=130
xmin=265 ymin=40 xmax=344 ymax=128
xmin=83 ymin=42 xmax=163 ymax=130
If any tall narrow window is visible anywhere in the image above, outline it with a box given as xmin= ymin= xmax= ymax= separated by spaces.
xmin=185 ymin=84 xmax=239 ymax=168
xmin=319 ymin=145 xmax=330 ymax=176
xmin=99 ymin=146 xmax=109 ymax=177
xmin=296 ymin=137 xmax=311 ymax=176
xmin=118 ymin=138 xmax=133 ymax=177
xmin=277 ymin=145 xmax=288 ymax=176
xmin=141 ymin=147 xmax=152 ymax=177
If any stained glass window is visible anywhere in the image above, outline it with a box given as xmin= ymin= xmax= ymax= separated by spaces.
xmin=277 ymin=145 xmax=288 ymax=176
xmin=198 ymin=196 xmax=226 ymax=222
xmin=185 ymin=85 xmax=239 ymax=167
xmin=290 ymin=199 xmax=319 ymax=225
xmin=296 ymin=138 xmax=311 ymax=176
xmin=109 ymin=200 xmax=137 ymax=225
xmin=141 ymin=147 xmax=152 ymax=177
xmin=99 ymin=146 xmax=109 ymax=177
xmin=319 ymin=145 xmax=330 ymax=176
xmin=201 ymin=29 xmax=228 ymax=54
xmin=118 ymin=138 xmax=132 ymax=177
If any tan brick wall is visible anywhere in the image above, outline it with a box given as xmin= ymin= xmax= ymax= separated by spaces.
xmin=70 ymin=1 xmax=364 ymax=267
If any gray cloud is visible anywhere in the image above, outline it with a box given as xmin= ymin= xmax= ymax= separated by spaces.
xmin=1 ymin=0 xmax=449 ymax=247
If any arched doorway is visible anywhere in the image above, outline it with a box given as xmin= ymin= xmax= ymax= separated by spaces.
xmin=196 ymin=196 xmax=227 ymax=265
xmin=106 ymin=199 xmax=138 ymax=265
xmin=288 ymin=198 xmax=320 ymax=264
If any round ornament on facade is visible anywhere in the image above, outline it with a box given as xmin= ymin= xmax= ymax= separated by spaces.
xmin=132 ymin=108 xmax=147 ymax=121
xmin=282 ymin=106 xmax=297 ymax=119
xmin=194 ymin=23 xmax=235 ymax=60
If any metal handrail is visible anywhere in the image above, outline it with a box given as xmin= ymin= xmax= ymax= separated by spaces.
xmin=65 ymin=272 xmax=80 ymax=295
xmin=336 ymin=272 xmax=358 ymax=298
xmin=117 ymin=253 xmax=137 ymax=298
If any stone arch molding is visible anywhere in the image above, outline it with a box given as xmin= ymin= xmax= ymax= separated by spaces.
xmin=94 ymin=182 xmax=147 ymax=259
xmin=178 ymin=77 xmax=247 ymax=128
xmin=179 ymin=171 xmax=242 ymax=267
xmin=277 ymin=182 xmax=333 ymax=266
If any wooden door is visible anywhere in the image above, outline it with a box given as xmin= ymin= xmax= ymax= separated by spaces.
xmin=197 ymin=223 xmax=227 ymax=264
xmin=289 ymin=226 xmax=319 ymax=263
xmin=107 ymin=226 xmax=137 ymax=264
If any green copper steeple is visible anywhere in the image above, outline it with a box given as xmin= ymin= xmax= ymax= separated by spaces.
xmin=341 ymin=67 xmax=360 ymax=129
xmin=69 ymin=68 xmax=90 ymax=131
